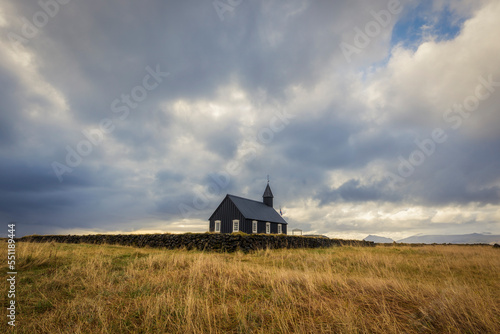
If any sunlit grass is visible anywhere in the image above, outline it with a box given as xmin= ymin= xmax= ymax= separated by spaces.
xmin=1 ymin=241 xmax=499 ymax=333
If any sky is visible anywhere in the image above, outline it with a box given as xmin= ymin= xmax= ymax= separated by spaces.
xmin=1 ymin=0 xmax=499 ymax=240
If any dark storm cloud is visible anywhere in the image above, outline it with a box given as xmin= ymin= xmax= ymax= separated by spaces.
xmin=400 ymin=136 xmax=500 ymax=206
xmin=0 ymin=161 xmax=91 ymax=193
xmin=203 ymin=127 xmax=241 ymax=159
xmin=30 ymin=0 xmax=350 ymax=111
xmin=0 ymin=161 xmax=138 ymax=227
xmin=156 ymin=169 xmax=185 ymax=185
xmin=0 ymin=62 xmax=28 ymax=142
xmin=232 ymin=1 xmax=352 ymax=98
xmin=317 ymin=179 xmax=386 ymax=204
xmin=277 ymin=112 xmax=406 ymax=169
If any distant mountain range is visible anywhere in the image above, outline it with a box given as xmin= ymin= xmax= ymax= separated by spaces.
xmin=364 ymin=233 xmax=500 ymax=244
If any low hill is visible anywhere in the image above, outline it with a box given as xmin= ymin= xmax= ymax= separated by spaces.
xmin=364 ymin=235 xmax=395 ymax=243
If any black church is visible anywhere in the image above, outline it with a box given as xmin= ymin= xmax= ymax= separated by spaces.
xmin=208 ymin=182 xmax=288 ymax=234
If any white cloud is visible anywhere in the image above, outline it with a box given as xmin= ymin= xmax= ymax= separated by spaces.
xmin=364 ymin=0 xmax=500 ymax=135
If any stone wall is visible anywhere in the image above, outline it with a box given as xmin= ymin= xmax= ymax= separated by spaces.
xmin=18 ymin=233 xmax=374 ymax=252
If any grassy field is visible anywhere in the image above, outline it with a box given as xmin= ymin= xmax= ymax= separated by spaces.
xmin=1 ymin=241 xmax=499 ymax=333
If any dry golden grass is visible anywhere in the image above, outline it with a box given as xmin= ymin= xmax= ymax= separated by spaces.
xmin=1 ymin=241 xmax=499 ymax=333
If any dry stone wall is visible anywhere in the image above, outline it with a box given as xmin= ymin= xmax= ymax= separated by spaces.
xmin=18 ymin=233 xmax=374 ymax=252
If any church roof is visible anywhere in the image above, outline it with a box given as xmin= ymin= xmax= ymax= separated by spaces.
xmin=263 ymin=183 xmax=274 ymax=198
xmin=227 ymin=194 xmax=287 ymax=224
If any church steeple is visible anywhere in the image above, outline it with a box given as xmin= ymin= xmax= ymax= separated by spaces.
xmin=263 ymin=178 xmax=274 ymax=207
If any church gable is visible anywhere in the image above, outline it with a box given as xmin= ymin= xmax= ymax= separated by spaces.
xmin=209 ymin=195 xmax=246 ymax=234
